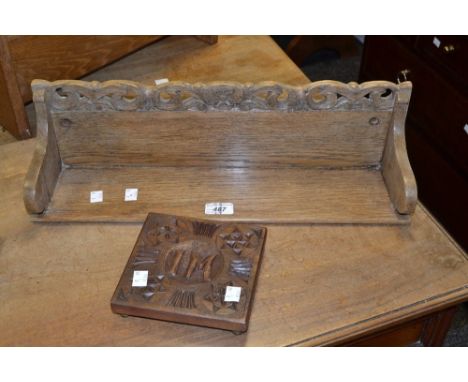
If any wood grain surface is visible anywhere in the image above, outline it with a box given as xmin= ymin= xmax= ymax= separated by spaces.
xmin=23 ymin=85 xmax=61 ymax=214
xmin=1 ymin=139 xmax=467 ymax=346
xmin=81 ymin=36 xmax=307 ymax=86
xmin=40 ymin=167 xmax=408 ymax=224
xmin=50 ymin=110 xmax=392 ymax=168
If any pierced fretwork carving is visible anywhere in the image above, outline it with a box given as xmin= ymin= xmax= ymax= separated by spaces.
xmin=34 ymin=80 xmax=402 ymax=112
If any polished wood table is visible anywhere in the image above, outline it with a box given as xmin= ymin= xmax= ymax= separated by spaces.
xmin=1 ymin=36 xmax=467 ymax=346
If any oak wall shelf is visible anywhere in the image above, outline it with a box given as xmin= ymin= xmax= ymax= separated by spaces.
xmin=23 ymin=79 xmax=417 ymax=224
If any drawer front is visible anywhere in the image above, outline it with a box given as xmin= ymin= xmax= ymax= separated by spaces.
xmin=360 ymin=36 xmax=468 ymax=177
xmin=342 ymin=306 xmax=458 ymax=347
xmin=415 ymin=36 xmax=468 ymax=90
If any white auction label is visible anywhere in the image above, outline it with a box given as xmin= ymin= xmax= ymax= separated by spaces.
xmin=132 ymin=270 xmax=148 ymax=287
xmin=224 ymin=286 xmax=242 ymax=302
xmin=90 ymin=190 xmax=103 ymax=203
xmin=155 ymin=78 xmax=169 ymax=85
xmin=124 ymin=188 xmax=138 ymax=201
xmin=433 ymin=37 xmax=441 ymax=48
xmin=205 ymin=202 xmax=234 ymax=215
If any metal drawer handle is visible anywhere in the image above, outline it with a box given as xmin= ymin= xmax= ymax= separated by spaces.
xmin=397 ymin=69 xmax=411 ymax=83
xmin=443 ymin=44 xmax=455 ymax=54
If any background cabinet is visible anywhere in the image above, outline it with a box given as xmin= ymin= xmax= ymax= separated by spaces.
xmin=360 ymin=36 xmax=468 ymax=251
xmin=0 ymin=36 xmax=164 ymax=139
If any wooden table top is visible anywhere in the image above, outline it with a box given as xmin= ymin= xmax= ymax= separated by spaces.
xmin=1 ymin=36 xmax=467 ymax=346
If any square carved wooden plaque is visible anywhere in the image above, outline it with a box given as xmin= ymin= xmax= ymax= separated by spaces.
xmin=111 ymin=213 xmax=267 ymax=332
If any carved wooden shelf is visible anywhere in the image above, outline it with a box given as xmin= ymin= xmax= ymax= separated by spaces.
xmin=24 ymin=80 xmax=417 ymax=224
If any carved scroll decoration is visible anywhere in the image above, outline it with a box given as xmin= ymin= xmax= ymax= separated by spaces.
xmin=34 ymin=79 xmax=402 ymax=112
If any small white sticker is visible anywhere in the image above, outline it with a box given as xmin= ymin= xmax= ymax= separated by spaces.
xmin=124 ymin=188 xmax=138 ymax=201
xmin=155 ymin=78 xmax=169 ymax=85
xmin=90 ymin=190 xmax=103 ymax=203
xmin=433 ymin=37 xmax=441 ymax=48
xmin=224 ymin=286 xmax=241 ymax=302
xmin=464 ymin=124 xmax=468 ymax=135
xmin=205 ymin=202 xmax=234 ymax=215
xmin=132 ymin=270 xmax=148 ymax=287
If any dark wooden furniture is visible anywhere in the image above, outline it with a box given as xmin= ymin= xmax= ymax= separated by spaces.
xmin=360 ymin=36 xmax=468 ymax=252
xmin=343 ymin=306 xmax=458 ymax=346
xmin=1 ymin=36 xmax=467 ymax=346
xmin=111 ymin=213 xmax=266 ymax=333
xmin=0 ymin=36 xmax=218 ymax=139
